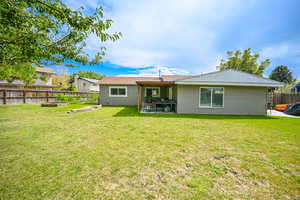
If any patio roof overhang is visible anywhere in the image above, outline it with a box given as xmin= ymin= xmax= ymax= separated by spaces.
xmin=136 ymin=81 xmax=175 ymax=86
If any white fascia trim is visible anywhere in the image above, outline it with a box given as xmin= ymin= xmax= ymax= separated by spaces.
xmin=175 ymin=81 xmax=283 ymax=87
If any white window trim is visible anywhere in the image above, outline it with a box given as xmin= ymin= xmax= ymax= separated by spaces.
xmin=109 ymin=86 xmax=128 ymax=97
xmin=199 ymin=87 xmax=224 ymax=108
xmin=144 ymin=87 xmax=160 ymax=97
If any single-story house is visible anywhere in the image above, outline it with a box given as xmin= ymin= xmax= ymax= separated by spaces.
xmin=73 ymin=76 xmax=100 ymax=92
xmin=99 ymin=70 xmax=283 ymax=115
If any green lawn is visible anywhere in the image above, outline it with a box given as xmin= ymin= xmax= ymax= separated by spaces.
xmin=0 ymin=104 xmax=299 ymax=199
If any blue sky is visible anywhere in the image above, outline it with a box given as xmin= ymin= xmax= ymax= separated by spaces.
xmin=55 ymin=0 xmax=300 ymax=78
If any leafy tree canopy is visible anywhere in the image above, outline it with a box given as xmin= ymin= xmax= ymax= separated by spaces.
xmin=52 ymin=68 xmax=71 ymax=89
xmin=270 ymin=65 xmax=294 ymax=84
xmin=70 ymin=71 xmax=104 ymax=82
xmin=0 ymin=0 xmax=121 ymax=84
xmin=217 ymin=48 xmax=270 ymax=76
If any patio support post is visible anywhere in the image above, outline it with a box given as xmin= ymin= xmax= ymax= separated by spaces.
xmin=137 ymin=85 xmax=141 ymax=112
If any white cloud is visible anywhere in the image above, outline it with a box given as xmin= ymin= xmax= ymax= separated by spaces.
xmin=105 ymin=48 xmax=172 ymax=68
xmin=260 ymin=43 xmax=297 ymax=59
xmin=260 ymin=41 xmax=300 ymax=79
xmin=63 ymin=0 xmax=256 ymax=73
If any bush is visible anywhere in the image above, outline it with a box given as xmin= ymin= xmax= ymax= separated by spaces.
xmin=85 ymin=93 xmax=100 ymax=104
xmin=55 ymin=93 xmax=100 ymax=104
xmin=55 ymin=94 xmax=81 ymax=103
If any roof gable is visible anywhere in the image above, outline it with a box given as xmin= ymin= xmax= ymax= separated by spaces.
xmin=79 ymin=77 xmax=99 ymax=84
xmin=175 ymin=70 xmax=283 ymax=87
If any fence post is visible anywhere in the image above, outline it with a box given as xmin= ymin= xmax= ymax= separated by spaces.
xmin=3 ymin=90 xmax=7 ymax=105
xmin=0 ymin=89 xmax=93 ymax=105
xmin=46 ymin=91 xmax=49 ymax=102
xmin=23 ymin=90 xmax=26 ymax=104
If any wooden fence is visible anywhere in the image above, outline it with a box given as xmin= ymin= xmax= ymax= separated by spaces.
xmin=271 ymin=93 xmax=300 ymax=105
xmin=0 ymin=89 xmax=94 ymax=105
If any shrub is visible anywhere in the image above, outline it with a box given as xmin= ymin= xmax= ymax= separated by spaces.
xmin=55 ymin=94 xmax=81 ymax=103
xmin=85 ymin=93 xmax=100 ymax=104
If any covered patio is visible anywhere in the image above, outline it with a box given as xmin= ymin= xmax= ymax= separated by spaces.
xmin=136 ymin=80 xmax=177 ymax=113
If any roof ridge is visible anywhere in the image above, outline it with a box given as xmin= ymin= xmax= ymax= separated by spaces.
xmin=175 ymin=70 xmax=221 ymax=81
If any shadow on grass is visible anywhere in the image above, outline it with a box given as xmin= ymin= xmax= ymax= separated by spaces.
xmin=112 ymin=106 xmax=278 ymax=120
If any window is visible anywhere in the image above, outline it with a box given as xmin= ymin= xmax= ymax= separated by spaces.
xmin=145 ymin=87 xmax=160 ymax=97
xmin=109 ymin=86 xmax=127 ymax=97
xmin=199 ymin=87 xmax=224 ymax=108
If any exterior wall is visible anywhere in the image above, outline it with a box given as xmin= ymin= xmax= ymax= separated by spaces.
xmin=100 ymin=85 xmax=138 ymax=106
xmin=177 ymin=85 xmax=268 ymax=115
xmin=77 ymin=79 xmax=93 ymax=92
xmin=75 ymin=79 xmax=99 ymax=92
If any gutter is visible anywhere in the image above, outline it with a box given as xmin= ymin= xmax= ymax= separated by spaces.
xmin=175 ymin=81 xmax=284 ymax=87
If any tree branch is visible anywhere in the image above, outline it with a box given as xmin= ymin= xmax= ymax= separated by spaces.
xmin=33 ymin=0 xmax=65 ymax=15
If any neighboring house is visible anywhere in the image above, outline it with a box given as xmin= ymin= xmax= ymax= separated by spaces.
xmin=292 ymin=82 xmax=300 ymax=93
xmin=99 ymin=70 xmax=283 ymax=115
xmin=0 ymin=66 xmax=59 ymax=90
xmin=73 ymin=76 xmax=100 ymax=92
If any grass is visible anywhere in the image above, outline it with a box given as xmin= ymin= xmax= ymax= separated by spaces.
xmin=0 ymin=104 xmax=299 ymax=199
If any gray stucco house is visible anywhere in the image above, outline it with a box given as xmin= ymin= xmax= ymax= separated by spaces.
xmin=99 ymin=70 xmax=283 ymax=115
xmin=73 ymin=76 xmax=100 ymax=92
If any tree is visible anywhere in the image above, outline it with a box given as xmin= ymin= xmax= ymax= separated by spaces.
xmin=0 ymin=0 xmax=121 ymax=84
xmin=217 ymin=48 xmax=270 ymax=76
xmin=52 ymin=68 xmax=71 ymax=89
xmin=270 ymin=65 xmax=294 ymax=84
xmin=275 ymin=81 xmax=297 ymax=93
xmin=71 ymin=71 xmax=104 ymax=81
